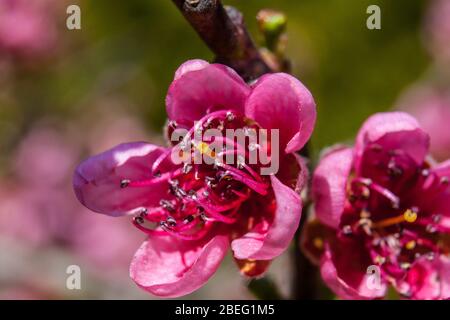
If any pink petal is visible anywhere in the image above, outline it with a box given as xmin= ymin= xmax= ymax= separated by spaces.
xmin=354 ymin=112 xmax=429 ymax=171
xmin=245 ymin=73 xmax=316 ymax=154
xmin=73 ymin=142 xmax=170 ymax=217
xmin=320 ymin=238 xmax=387 ymax=300
xmin=129 ymin=233 xmax=229 ymax=297
xmin=312 ymin=146 xmax=354 ymax=229
xmin=231 ymin=174 xmax=302 ymax=260
xmin=173 ymin=59 xmax=210 ymax=81
xmin=399 ymin=255 xmax=450 ymax=300
xmin=166 ymin=61 xmax=250 ymax=123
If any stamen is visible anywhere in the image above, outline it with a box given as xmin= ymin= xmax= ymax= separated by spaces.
xmin=372 ymin=209 xmax=417 ymax=229
xmin=120 ymin=179 xmax=130 ymax=188
xmin=352 ymin=177 xmax=400 ymax=207
xmin=405 ymin=240 xmax=416 ymax=250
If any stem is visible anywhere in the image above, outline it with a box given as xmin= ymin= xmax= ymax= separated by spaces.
xmin=172 ymin=0 xmax=318 ymax=299
xmin=291 ymin=203 xmax=319 ymax=299
xmin=290 ymin=146 xmax=319 ymax=299
xmin=171 ymin=0 xmax=271 ymax=81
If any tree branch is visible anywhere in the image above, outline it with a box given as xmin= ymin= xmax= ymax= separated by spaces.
xmin=171 ymin=0 xmax=272 ymax=80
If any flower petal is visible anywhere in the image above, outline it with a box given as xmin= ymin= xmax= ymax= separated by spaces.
xmin=231 ymin=174 xmax=302 ymax=260
xmin=320 ymin=237 xmax=387 ymax=300
xmin=245 ymin=73 xmax=316 ymax=154
xmin=129 ymin=233 xmax=229 ymax=298
xmin=173 ymin=59 xmax=210 ymax=81
xmin=398 ymin=255 xmax=450 ymax=300
xmin=73 ymin=142 xmax=171 ymax=217
xmin=166 ymin=61 xmax=250 ymax=123
xmin=418 ymin=160 xmax=450 ymax=225
xmin=312 ymin=146 xmax=354 ymax=229
xmin=354 ymin=112 xmax=429 ymax=171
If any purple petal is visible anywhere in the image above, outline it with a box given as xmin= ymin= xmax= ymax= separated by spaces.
xmin=166 ymin=61 xmax=250 ymax=123
xmin=245 ymin=73 xmax=316 ymax=154
xmin=130 ymin=233 xmax=229 ymax=297
xmin=312 ymin=147 xmax=354 ymax=229
xmin=73 ymin=142 xmax=170 ymax=217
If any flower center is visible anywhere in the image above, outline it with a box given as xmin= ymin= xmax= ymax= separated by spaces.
xmin=341 ymin=147 xmax=450 ymax=285
xmin=121 ymin=110 xmax=272 ymax=240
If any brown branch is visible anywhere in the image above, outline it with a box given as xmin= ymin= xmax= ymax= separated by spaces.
xmin=172 ymin=0 xmax=319 ymax=299
xmin=171 ymin=0 xmax=272 ymax=80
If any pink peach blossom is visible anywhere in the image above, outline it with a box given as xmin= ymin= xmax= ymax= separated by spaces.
xmin=0 ymin=0 xmax=57 ymax=59
xmin=304 ymin=112 xmax=450 ymax=300
xmin=74 ymin=60 xmax=316 ymax=297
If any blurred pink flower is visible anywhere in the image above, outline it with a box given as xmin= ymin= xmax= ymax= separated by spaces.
xmin=73 ymin=59 xmax=316 ymax=297
xmin=396 ymin=85 xmax=450 ymax=161
xmin=0 ymin=121 xmax=144 ymax=273
xmin=0 ymin=0 xmax=58 ymax=59
xmin=303 ymin=112 xmax=450 ymax=300
xmin=423 ymin=0 xmax=450 ymax=65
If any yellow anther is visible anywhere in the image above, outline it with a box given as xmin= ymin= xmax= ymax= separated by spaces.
xmin=404 ymin=209 xmax=417 ymax=223
xmin=195 ymin=142 xmax=216 ymax=158
xmin=240 ymin=260 xmax=256 ymax=274
xmin=405 ymin=240 xmax=416 ymax=250
xmin=313 ymin=237 xmax=324 ymax=249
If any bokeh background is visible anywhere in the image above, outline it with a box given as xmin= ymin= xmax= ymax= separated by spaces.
xmin=1 ymin=0 xmax=449 ymax=299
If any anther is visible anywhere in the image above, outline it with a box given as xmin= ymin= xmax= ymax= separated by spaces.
xmin=134 ymin=216 xmax=144 ymax=224
xmin=432 ymin=214 xmax=442 ymax=223
xmin=426 ymin=224 xmax=437 ymax=234
xmin=168 ymin=120 xmax=178 ymax=129
xmin=153 ymin=171 xmax=161 ymax=178
xmin=388 ymin=160 xmax=403 ymax=177
xmin=120 ymin=179 xmax=130 ymax=188
xmin=342 ymin=225 xmax=353 ymax=235
xmin=405 ymin=240 xmax=416 ymax=250
xmin=426 ymin=252 xmax=435 ymax=261
xmin=186 ymin=0 xmax=200 ymax=7
xmin=139 ymin=208 xmax=148 ymax=216
xmin=160 ymin=199 xmax=175 ymax=212
xmin=226 ymin=111 xmax=235 ymax=122
xmin=182 ymin=163 xmax=193 ymax=174
xmin=166 ymin=217 xmax=177 ymax=227
xmin=403 ymin=209 xmax=418 ymax=223
xmin=374 ymin=255 xmax=386 ymax=265
xmin=400 ymin=262 xmax=411 ymax=270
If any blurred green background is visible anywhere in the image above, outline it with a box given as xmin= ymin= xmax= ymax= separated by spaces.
xmin=0 ymin=0 xmax=434 ymax=299
xmin=0 ymin=0 xmax=429 ymax=163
